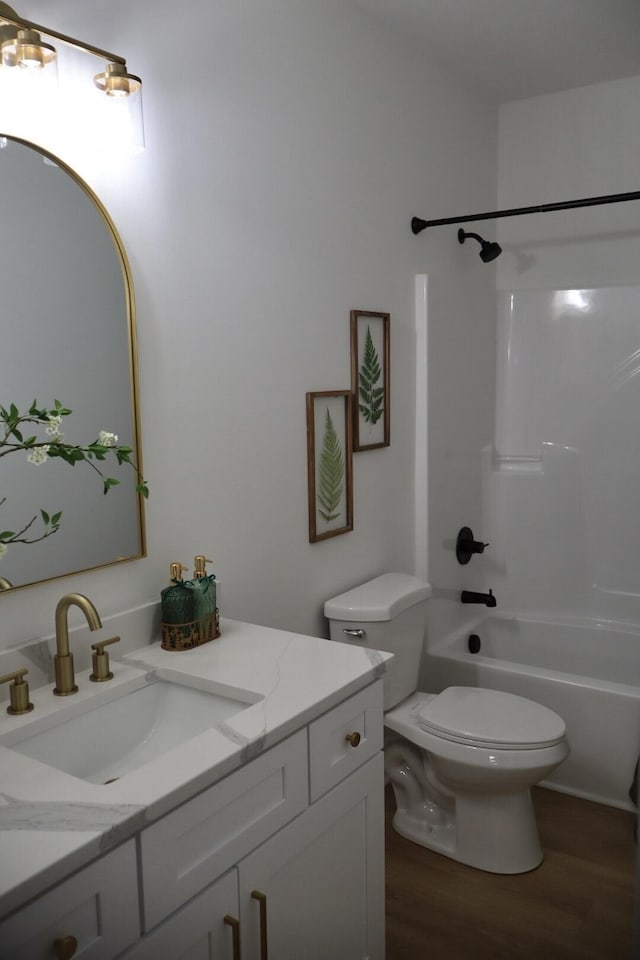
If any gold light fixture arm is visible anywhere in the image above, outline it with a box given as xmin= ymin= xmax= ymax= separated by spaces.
xmin=0 ymin=1 xmax=126 ymax=65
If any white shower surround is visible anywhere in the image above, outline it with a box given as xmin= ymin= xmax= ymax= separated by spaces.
xmin=462 ymin=284 xmax=640 ymax=811
xmin=487 ymin=285 xmax=640 ymax=624
xmin=450 ymin=78 xmax=640 ymax=816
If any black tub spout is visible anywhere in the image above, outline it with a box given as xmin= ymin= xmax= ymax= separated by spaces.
xmin=461 ymin=589 xmax=496 ymax=608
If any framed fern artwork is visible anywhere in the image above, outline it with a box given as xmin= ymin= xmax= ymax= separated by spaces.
xmin=350 ymin=310 xmax=390 ymax=451
xmin=306 ymin=390 xmax=354 ymax=542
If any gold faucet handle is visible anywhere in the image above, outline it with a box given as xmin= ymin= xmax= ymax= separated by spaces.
xmin=0 ymin=668 xmax=34 ymax=715
xmin=90 ymin=636 xmax=121 ymax=683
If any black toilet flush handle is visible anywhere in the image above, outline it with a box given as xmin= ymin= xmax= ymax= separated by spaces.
xmin=456 ymin=526 xmax=490 ymax=565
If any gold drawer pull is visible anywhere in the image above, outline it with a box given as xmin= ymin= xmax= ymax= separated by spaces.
xmin=345 ymin=731 xmax=361 ymax=747
xmin=53 ymin=935 xmax=78 ymax=959
xmin=251 ymin=889 xmax=269 ymax=960
xmin=223 ymin=914 xmax=241 ymax=960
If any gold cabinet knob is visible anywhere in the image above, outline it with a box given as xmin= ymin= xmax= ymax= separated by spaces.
xmin=345 ymin=731 xmax=361 ymax=748
xmin=53 ymin=935 xmax=78 ymax=959
xmin=0 ymin=668 xmax=34 ymax=715
xmin=90 ymin=635 xmax=120 ymax=682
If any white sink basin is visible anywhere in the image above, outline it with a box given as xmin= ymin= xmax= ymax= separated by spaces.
xmin=8 ymin=679 xmax=255 ymax=785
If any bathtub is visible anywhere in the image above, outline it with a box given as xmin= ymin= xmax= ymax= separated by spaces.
xmin=423 ymin=613 xmax=640 ymax=811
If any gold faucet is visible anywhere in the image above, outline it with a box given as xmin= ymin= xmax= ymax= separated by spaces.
xmin=53 ymin=593 xmax=102 ymax=696
xmin=0 ymin=577 xmax=13 ymax=591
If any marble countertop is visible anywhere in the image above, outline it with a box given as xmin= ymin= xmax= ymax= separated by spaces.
xmin=0 ymin=618 xmax=390 ymax=919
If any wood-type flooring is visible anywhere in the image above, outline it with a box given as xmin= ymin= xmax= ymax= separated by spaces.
xmin=385 ymin=785 xmax=636 ymax=960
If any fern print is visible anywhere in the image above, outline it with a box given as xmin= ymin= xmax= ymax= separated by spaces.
xmin=358 ymin=325 xmax=384 ymax=425
xmin=317 ymin=408 xmax=344 ymax=523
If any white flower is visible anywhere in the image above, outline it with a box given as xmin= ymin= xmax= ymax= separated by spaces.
xmin=45 ymin=415 xmax=63 ymax=435
xmin=99 ymin=431 xmax=118 ymax=447
xmin=0 ymin=542 xmax=7 ymax=559
xmin=27 ymin=446 xmax=49 ymax=465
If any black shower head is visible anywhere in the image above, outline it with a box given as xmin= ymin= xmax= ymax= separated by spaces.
xmin=458 ymin=228 xmax=502 ymax=263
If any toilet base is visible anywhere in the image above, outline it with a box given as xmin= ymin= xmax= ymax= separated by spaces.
xmin=384 ymin=690 xmax=568 ymax=875
xmin=391 ymin=784 xmax=543 ymax=874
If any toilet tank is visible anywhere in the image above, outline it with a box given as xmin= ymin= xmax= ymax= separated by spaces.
xmin=324 ymin=573 xmax=431 ymax=710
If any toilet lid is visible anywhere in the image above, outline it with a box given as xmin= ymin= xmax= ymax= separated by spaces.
xmin=417 ymin=687 xmax=566 ymax=748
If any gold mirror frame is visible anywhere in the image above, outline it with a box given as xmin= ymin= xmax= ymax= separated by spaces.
xmin=0 ymin=134 xmax=146 ymax=592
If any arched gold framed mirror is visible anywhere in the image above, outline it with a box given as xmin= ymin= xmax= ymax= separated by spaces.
xmin=0 ymin=134 xmax=145 ymax=591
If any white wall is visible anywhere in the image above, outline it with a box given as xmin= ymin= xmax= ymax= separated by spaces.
xmin=489 ymin=77 xmax=640 ymax=622
xmin=0 ymin=0 xmax=496 ymax=651
xmin=497 ymin=77 xmax=640 ymax=290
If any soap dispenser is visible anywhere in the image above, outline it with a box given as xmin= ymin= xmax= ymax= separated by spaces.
xmin=191 ymin=555 xmax=220 ymax=642
xmin=160 ymin=561 xmax=196 ymax=651
xmin=161 ymin=562 xmax=190 ymax=622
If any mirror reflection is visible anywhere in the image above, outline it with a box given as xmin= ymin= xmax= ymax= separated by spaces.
xmin=0 ymin=135 xmax=145 ymax=591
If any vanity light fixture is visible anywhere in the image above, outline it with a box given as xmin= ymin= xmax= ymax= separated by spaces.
xmin=0 ymin=2 xmax=141 ymax=92
xmin=2 ymin=26 xmax=55 ymax=69
xmin=93 ymin=62 xmax=141 ymax=99
xmin=0 ymin=1 xmax=144 ymax=150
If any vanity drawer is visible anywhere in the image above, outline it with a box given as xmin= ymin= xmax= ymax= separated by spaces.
xmin=139 ymin=728 xmax=308 ymax=931
xmin=308 ymin=680 xmax=383 ymax=801
xmin=0 ymin=840 xmax=139 ymax=960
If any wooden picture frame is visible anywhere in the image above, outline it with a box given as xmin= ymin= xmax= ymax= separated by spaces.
xmin=306 ymin=390 xmax=353 ymax=542
xmin=350 ymin=310 xmax=390 ymax=451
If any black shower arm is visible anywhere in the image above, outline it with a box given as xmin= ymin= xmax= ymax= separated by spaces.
xmin=459 ymin=229 xmax=485 ymax=244
xmin=411 ymin=189 xmax=640 ymax=233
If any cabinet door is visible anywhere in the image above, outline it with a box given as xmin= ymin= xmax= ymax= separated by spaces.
xmin=140 ymin=730 xmax=308 ymax=931
xmin=122 ymin=870 xmax=240 ymax=960
xmin=0 ymin=841 xmax=139 ymax=960
xmin=238 ymin=753 xmax=384 ymax=960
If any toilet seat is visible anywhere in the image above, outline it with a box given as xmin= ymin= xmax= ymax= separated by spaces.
xmin=417 ymin=686 xmax=566 ymax=750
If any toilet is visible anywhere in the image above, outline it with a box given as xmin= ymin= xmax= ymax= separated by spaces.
xmin=324 ymin=573 xmax=569 ymax=874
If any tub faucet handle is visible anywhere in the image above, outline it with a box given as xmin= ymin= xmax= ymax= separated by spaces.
xmin=456 ymin=526 xmax=489 ymax=564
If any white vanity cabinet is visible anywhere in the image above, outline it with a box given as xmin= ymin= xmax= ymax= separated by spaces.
xmin=0 ymin=841 xmax=140 ymax=960
xmin=0 ymin=680 xmax=385 ymax=960
xmin=128 ymin=681 xmax=385 ymax=960
xmin=123 ymin=754 xmax=383 ymax=960
xmin=238 ymin=752 xmax=384 ymax=960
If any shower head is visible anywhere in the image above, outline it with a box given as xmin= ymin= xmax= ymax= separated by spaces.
xmin=457 ymin=228 xmax=502 ymax=263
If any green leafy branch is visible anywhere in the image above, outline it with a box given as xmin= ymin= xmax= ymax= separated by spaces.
xmin=0 ymin=497 xmax=61 ymax=547
xmin=0 ymin=399 xmax=148 ymax=556
xmin=317 ymin=408 xmax=344 ymax=523
xmin=358 ymin=325 xmax=384 ymax=426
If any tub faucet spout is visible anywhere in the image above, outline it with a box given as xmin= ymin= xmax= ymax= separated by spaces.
xmin=461 ymin=589 xmax=496 ymax=608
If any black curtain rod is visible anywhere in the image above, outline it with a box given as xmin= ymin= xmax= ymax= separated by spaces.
xmin=411 ymin=189 xmax=640 ymax=234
